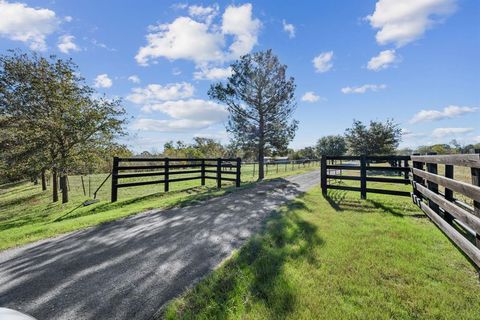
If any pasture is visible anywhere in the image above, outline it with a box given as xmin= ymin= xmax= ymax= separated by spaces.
xmin=0 ymin=162 xmax=318 ymax=250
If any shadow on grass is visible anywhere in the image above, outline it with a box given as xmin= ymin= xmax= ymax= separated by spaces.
xmin=324 ymin=189 xmax=423 ymax=218
xmin=166 ymin=197 xmax=323 ymax=319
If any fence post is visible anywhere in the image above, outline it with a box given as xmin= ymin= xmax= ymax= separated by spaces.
xmin=360 ymin=155 xmax=367 ymax=199
xmin=321 ymin=155 xmax=327 ymax=196
xmin=111 ymin=157 xmax=119 ymax=202
xmin=236 ymin=158 xmax=241 ymax=187
xmin=412 ymin=153 xmax=424 ymax=201
xmin=444 ymin=163 xmax=454 ymax=223
xmin=426 ymin=152 xmax=439 ymax=213
xmin=403 ymin=159 xmax=409 ymax=180
xmin=217 ymin=158 xmax=222 ymax=188
xmin=201 ymin=159 xmax=205 ymax=186
xmin=253 ymin=162 xmax=256 ymax=177
xmin=164 ymin=158 xmax=169 ymax=192
xmin=472 ymin=149 xmax=480 ymax=248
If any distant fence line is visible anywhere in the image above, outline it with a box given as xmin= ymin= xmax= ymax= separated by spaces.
xmin=243 ymin=159 xmax=320 ymax=177
xmin=411 ymin=152 xmax=480 ymax=268
xmin=111 ymin=157 xmax=241 ymax=202
xmin=320 ymin=155 xmax=411 ymax=199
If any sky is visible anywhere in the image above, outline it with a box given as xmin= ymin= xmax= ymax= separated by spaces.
xmin=0 ymin=0 xmax=479 ymax=152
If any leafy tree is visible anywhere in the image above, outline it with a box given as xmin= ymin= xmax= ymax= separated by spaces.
xmin=0 ymin=50 xmax=126 ymax=203
xmin=209 ymin=50 xmax=298 ymax=180
xmin=345 ymin=119 xmax=402 ymax=155
xmin=316 ymin=135 xmax=347 ymax=156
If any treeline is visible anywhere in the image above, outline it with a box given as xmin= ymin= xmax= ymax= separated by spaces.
xmin=0 ymin=50 xmax=128 ymax=203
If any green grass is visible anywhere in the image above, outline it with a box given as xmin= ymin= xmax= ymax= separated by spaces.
xmin=0 ymin=162 xmax=318 ymax=251
xmin=164 ymin=185 xmax=480 ymax=320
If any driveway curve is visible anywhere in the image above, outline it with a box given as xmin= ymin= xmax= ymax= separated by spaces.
xmin=0 ymin=171 xmax=319 ymax=320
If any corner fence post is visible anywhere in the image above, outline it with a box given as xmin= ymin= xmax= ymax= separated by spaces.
xmin=426 ymin=152 xmax=440 ymax=213
xmin=164 ymin=158 xmax=169 ymax=192
xmin=201 ymin=159 xmax=205 ymax=186
xmin=321 ymin=155 xmax=327 ymax=196
xmin=216 ymin=158 xmax=222 ymax=188
xmin=360 ymin=155 xmax=367 ymax=199
xmin=472 ymin=149 xmax=480 ymax=248
xmin=236 ymin=158 xmax=241 ymax=187
xmin=111 ymin=157 xmax=119 ymax=202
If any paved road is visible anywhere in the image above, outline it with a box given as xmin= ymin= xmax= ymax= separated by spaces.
xmin=0 ymin=171 xmax=319 ymax=320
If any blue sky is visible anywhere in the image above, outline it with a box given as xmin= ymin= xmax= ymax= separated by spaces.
xmin=0 ymin=0 xmax=479 ymax=152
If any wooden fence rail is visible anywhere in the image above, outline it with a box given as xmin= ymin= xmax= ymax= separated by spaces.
xmin=111 ymin=157 xmax=241 ymax=202
xmin=411 ymin=152 xmax=480 ymax=268
xmin=321 ymin=155 xmax=411 ymax=199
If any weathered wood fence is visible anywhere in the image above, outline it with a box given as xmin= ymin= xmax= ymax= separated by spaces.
xmin=111 ymin=157 xmax=241 ymax=202
xmin=321 ymin=155 xmax=411 ymax=199
xmin=411 ymin=152 xmax=480 ymax=268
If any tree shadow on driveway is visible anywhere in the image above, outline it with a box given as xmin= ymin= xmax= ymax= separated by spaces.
xmin=0 ymin=171 xmax=319 ymax=320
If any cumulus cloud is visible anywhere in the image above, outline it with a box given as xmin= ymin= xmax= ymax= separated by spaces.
xmin=127 ymin=82 xmax=194 ymax=104
xmin=367 ymin=49 xmax=397 ymax=71
xmin=0 ymin=0 xmax=60 ymax=51
xmin=131 ymin=118 xmax=216 ymax=132
xmin=431 ymin=127 xmax=474 ymax=138
xmin=313 ymin=51 xmax=333 ymax=73
xmin=188 ymin=4 xmax=218 ymax=24
xmin=128 ymin=82 xmax=227 ymax=133
xmin=301 ymin=91 xmax=322 ymax=103
xmin=57 ymin=34 xmax=80 ymax=54
xmin=193 ymin=66 xmax=232 ymax=80
xmin=140 ymin=99 xmax=228 ymax=122
xmin=94 ymin=74 xmax=113 ymax=88
xmin=128 ymin=75 xmax=141 ymax=83
xmin=341 ymin=84 xmax=386 ymax=94
xmin=366 ymin=0 xmax=457 ymax=47
xmin=410 ymin=105 xmax=478 ymax=123
xmin=282 ymin=20 xmax=295 ymax=38
xmin=135 ymin=3 xmax=260 ymax=66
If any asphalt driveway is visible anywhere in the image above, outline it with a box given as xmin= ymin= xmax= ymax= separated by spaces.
xmin=0 ymin=171 xmax=319 ymax=320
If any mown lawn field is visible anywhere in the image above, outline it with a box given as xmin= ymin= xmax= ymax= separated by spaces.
xmin=164 ymin=184 xmax=480 ymax=320
xmin=0 ymin=162 xmax=318 ymax=251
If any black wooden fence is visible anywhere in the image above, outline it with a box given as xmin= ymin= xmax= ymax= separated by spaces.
xmin=111 ymin=157 xmax=241 ymax=202
xmin=321 ymin=155 xmax=411 ymax=199
xmin=411 ymin=152 xmax=480 ymax=268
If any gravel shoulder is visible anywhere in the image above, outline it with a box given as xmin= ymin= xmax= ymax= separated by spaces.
xmin=0 ymin=171 xmax=319 ymax=320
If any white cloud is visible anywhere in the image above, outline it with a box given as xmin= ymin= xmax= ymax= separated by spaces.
xmin=140 ymin=99 xmax=228 ymax=122
xmin=131 ymin=98 xmax=227 ymax=133
xmin=0 ymin=0 xmax=60 ymax=51
xmin=127 ymin=82 xmax=194 ymax=104
xmin=366 ymin=0 xmax=457 ymax=47
xmin=57 ymin=34 xmax=80 ymax=54
xmin=135 ymin=3 xmax=260 ymax=66
xmin=282 ymin=20 xmax=295 ymax=38
xmin=64 ymin=15 xmax=73 ymax=22
xmin=132 ymin=118 xmax=215 ymax=132
xmin=432 ymin=127 xmax=474 ymax=138
xmin=193 ymin=66 xmax=232 ymax=80
xmin=410 ymin=105 xmax=478 ymax=123
xmin=341 ymin=84 xmax=387 ymax=94
xmin=367 ymin=49 xmax=397 ymax=71
xmin=94 ymin=74 xmax=113 ymax=88
xmin=301 ymin=91 xmax=322 ymax=103
xmin=221 ymin=3 xmax=261 ymax=60
xmin=128 ymin=75 xmax=141 ymax=83
xmin=312 ymin=51 xmax=333 ymax=73
xmin=188 ymin=4 xmax=218 ymax=24
xmin=401 ymin=129 xmax=427 ymax=139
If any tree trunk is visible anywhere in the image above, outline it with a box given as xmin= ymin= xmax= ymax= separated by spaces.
xmin=52 ymin=168 xmax=58 ymax=202
xmin=41 ymin=169 xmax=47 ymax=191
xmin=61 ymin=174 xmax=69 ymax=204
xmin=258 ymin=116 xmax=265 ymax=180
